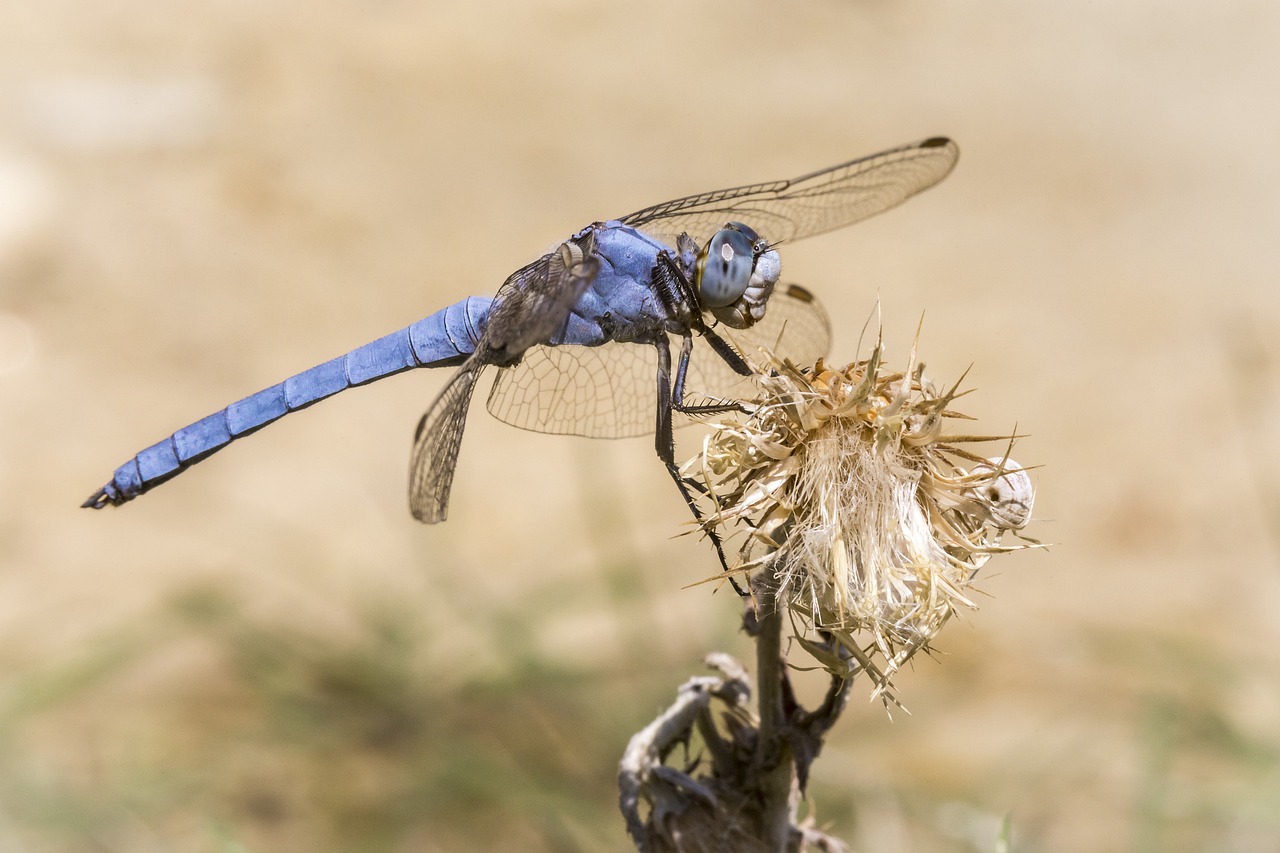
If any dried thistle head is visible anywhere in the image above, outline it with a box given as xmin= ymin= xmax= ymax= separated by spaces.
xmin=685 ymin=326 xmax=1039 ymax=697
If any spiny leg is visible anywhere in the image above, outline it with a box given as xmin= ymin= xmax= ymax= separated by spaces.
xmin=656 ymin=334 xmax=744 ymax=595
xmin=700 ymin=327 xmax=753 ymax=377
xmin=667 ymin=332 xmax=750 ymax=506
xmin=671 ymin=327 xmax=753 ymax=420
xmin=652 ymin=247 xmax=749 ymax=420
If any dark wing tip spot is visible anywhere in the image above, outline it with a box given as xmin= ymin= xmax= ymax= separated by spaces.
xmin=781 ymin=284 xmax=815 ymax=303
xmin=920 ymin=136 xmax=953 ymax=148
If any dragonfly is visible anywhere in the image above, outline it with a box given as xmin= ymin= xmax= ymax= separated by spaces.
xmin=84 ymin=137 xmax=959 ymax=531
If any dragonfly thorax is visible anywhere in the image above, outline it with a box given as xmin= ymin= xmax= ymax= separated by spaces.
xmin=694 ymin=222 xmax=781 ymax=329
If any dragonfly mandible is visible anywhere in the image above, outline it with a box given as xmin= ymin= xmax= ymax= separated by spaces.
xmin=84 ymin=137 xmax=959 ymax=526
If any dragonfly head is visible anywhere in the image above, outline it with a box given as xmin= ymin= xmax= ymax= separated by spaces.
xmin=694 ymin=222 xmax=781 ymax=329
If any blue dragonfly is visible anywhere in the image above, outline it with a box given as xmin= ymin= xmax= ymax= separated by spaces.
xmin=84 ymin=137 xmax=958 ymax=527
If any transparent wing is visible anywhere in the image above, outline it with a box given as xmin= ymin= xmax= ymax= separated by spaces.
xmin=620 ymin=137 xmax=958 ymax=248
xmin=486 ymin=343 xmax=656 ymax=438
xmin=683 ymin=283 xmax=831 ymax=408
xmin=409 ymin=359 xmax=484 ymax=523
xmin=484 ymin=284 xmax=830 ymax=438
xmin=483 ymin=233 xmax=601 ymax=358
xmin=407 ymin=237 xmax=602 ymax=520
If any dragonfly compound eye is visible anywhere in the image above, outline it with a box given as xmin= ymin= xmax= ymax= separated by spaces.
xmin=696 ymin=228 xmax=755 ymax=308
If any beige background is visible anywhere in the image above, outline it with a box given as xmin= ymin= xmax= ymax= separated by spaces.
xmin=2 ymin=1 xmax=1278 ymax=850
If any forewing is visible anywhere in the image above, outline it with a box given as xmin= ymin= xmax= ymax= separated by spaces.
xmin=620 ymin=137 xmax=958 ymax=248
xmin=484 ymin=285 xmax=830 ymax=438
xmin=483 ymin=234 xmax=600 ymax=357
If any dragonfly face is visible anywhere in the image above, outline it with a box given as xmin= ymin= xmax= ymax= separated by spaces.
xmin=694 ymin=221 xmax=782 ymax=330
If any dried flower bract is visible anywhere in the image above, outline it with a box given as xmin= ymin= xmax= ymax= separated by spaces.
xmin=685 ymin=327 xmax=1038 ymax=696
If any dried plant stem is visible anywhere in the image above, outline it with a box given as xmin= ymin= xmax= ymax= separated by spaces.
xmin=618 ymin=568 xmax=853 ymax=851
xmin=755 ymin=564 xmax=798 ymax=851
xmin=623 ymin=331 xmax=1039 ymax=848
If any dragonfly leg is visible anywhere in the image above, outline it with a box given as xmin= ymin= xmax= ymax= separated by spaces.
xmin=652 ymin=250 xmax=750 ymax=417
xmin=652 ymin=249 xmax=699 ymax=322
xmin=701 ymin=327 xmax=752 ymax=377
xmin=670 ymin=329 xmax=751 ymax=420
xmin=657 ymin=335 xmax=745 ymax=596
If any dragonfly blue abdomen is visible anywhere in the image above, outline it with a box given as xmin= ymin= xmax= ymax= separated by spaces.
xmin=84 ymin=295 xmax=493 ymax=508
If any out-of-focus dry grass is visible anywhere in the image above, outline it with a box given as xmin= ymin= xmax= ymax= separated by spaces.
xmin=2 ymin=1 xmax=1279 ymax=850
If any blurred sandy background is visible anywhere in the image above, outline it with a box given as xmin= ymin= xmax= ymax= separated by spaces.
xmin=2 ymin=1 xmax=1278 ymax=850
